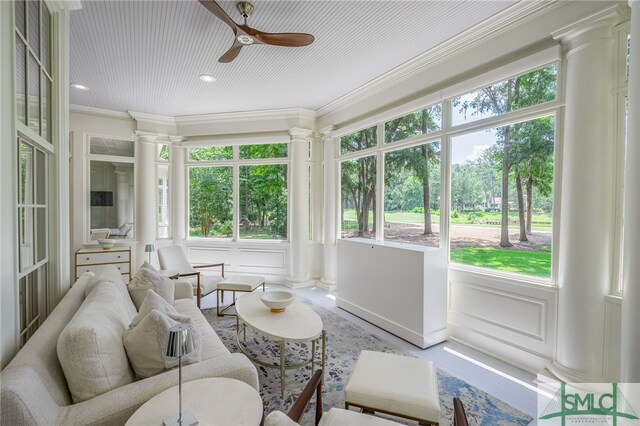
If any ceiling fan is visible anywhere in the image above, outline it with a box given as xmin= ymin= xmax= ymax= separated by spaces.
xmin=198 ymin=0 xmax=315 ymax=63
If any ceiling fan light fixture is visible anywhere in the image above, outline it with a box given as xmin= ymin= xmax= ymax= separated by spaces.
xmin=236 ymin=34 xmax=254 ymax=45
xmin=199 ymin=74 xmax=216 ymax=83
xmin=71 ymin=83 xmax=89 ymax=90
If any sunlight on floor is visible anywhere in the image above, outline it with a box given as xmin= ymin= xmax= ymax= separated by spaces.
xmin=443 ymin=346 xmax=553 ymax=398
xmin=326 ymin=294 xmax=336 ymax=300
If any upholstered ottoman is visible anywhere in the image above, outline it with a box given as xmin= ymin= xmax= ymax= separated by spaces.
xmin=216 ymin=274 xmax=265 ymax=316
xmin=344 ymin=351 xmax=440 ymax=426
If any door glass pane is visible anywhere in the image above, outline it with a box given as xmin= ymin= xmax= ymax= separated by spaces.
xmin=19 ymin=142 xmax=33 ymax=205
xmin=239 ymin=165 xmax=288 ymax=239
xmin=36 ymin=207 xmax=46 ymax=262
xmin=15 ymin=0 xmax=26 ymax=37
xmin=16 ymin=39 xmax=27 ymax=125
xmin=28 ymin=52 xmax=40 ymax=135
xmin=35 ymin=148 xmax=46 ymax=204
xmin=341 ymin=155 xmax=376 ymax=239
xmin=28 ymin=0 xmax=39 ymax=57
xmin=41 ymin=72 xmax=51 ymax=141
xmin=189 ymin=166 xmax=233 ymax=238
xmin=41 ymin=4 xmax=51 ymax=72
xmin=19 ymin=207 xmax=35 ymax=271
xmin=89 ymin=137 xmax=135 ymax=157
xmin=157 ymin=165 xmax=170 ymax=238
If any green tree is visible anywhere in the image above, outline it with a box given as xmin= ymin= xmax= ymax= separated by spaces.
xmin=189 ymin=166 xmax=232 ymax=237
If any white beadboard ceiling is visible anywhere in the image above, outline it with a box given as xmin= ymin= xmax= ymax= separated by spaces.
xmin=70 ymin=0 xmax=517 ymax=117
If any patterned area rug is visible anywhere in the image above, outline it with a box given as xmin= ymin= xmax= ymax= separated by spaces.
xmin=202 ymin=303 xmax=532 ymax=426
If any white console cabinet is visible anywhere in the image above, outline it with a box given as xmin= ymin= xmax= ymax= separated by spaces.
xmin=336 ymin=238 xmax=448 ymax=348
xmin=75 ymin=246 xmax=131 ymax=282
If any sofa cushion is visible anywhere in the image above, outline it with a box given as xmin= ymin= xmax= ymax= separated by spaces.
xmin=123 ymin=310 xmax=202 ymax=379
xmin=86 ymin=266 xmax=137 ymax=319
xmin=129 ymin=290 xmax=179 ymax=329
xmin=173 ymin=299 xmax=230 ymax=360
xmin=57 ymin=280 xmax=135 ymax=403
xmin=128 ymin=262 xmax=174 ymax=309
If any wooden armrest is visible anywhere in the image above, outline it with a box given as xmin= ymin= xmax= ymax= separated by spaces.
xmin=177 ymin=271 xmax=200 ymax=278
xmin=453 ymin=397 xmax=469 ymax=426
xmin=288 ymin=370 xmax=323 ymax=425
xmin=193 ymin=263 xmax=224 ymax=269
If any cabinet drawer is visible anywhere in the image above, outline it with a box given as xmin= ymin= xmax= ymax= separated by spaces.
xmin=76 ymin=251 xmax=130 ymax=265
xmin=77 ymin=263 xmax=130 ymax=276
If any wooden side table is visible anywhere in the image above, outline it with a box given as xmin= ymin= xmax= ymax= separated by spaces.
xmin=125 ymin=378 xmax=263 ymax=426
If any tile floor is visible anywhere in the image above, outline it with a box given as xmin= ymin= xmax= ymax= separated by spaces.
xmin=202 ymin=282 xmax=539 ymax=421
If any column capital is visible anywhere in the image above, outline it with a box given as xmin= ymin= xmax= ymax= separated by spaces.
xmin=289 ymin=127 xmax=314 ymax=140
xmin=552 ymin=5 xmax=620 ymax=51
xmin=317 ymin=126 xmax=335 ymax=141
xmin=135 ymin=131 xmax=160 ymax=144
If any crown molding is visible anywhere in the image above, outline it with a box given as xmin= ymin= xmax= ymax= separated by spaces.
xmin=128 ymin=111 xmax=177 ymax=125
xmin=70 ymin=104 xmax=131 ymax=120
xmin=173 ymin=108 xmax=316 ymax=125
xmin=316 ymin=0 xmax=563 ymax=118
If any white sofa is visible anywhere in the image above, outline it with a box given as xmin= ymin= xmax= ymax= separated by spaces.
xmin=0 ymin=267 xmax=259 ymax=426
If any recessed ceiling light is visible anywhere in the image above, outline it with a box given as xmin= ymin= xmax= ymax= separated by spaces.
xmin=70 ymin=83 xmax=89 ymax=90
xmin=199 ymin=74 xmax=216 ymax=83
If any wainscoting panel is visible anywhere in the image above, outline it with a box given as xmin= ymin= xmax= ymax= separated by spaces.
xmin=238 ymin=248 xmax=287 ymax=269
xmin=188 ymin=247 xmax=232 ymax=265
xmin=448 ymin=268 xmax=558 ymax=373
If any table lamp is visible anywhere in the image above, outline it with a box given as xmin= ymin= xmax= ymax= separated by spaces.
xmin=163 ymin=323 xmax=198 ymax=426
xmin=145 ymin=244 xmax=155 ymax=264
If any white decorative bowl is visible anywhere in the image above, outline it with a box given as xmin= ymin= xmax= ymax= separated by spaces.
xmin=97 ymin=238 xmax=116 ymax=250
xmin=260 ymin=291 xmax=295 ymax=313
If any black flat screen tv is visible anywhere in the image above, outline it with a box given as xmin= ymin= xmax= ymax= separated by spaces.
xmin=91 ymin=191 xmax=113 ymax=207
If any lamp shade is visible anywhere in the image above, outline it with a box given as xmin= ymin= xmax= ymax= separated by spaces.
xmin=145 ymin=244 xmax=155 ymax=253
xmin=165 ymin=323 xmax=195 ymax=358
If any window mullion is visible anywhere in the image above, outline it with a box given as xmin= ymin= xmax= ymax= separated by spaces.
xmin=376 ymin=123 xmax=384 ymax=240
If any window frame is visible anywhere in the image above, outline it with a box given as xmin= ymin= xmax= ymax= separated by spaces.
xmin=333 ymin=56 xmax=563 ymax=285
xmin=186 ymin=143 xmax=290 ymax=242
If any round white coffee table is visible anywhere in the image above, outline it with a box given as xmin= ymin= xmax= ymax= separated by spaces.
xmin=125 ymin=378 xmax=263 ymax=426
xmin=235 ymin=292 xmax=326 ymax=398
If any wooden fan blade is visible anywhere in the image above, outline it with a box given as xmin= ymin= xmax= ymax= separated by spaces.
xmin=254 ymin=31 xmax=315 ymax=47
xmin=198 ymin=0 xmax=239 ymax=33
xmin=218 ymin=43 xmax=243 ymax=63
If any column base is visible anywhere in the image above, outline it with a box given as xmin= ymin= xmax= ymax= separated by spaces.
xmin=285 ymin=277 xmax=314 ymax=289
xmin=317 ymin=279 xmax=337 ymax=292
xmin=546 ymin=361 xmax=606 ymax=384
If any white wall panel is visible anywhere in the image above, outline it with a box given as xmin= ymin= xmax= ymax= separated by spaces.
xmin=604 ymin=296 xmax=622 ymax=381
xmin=448 ymin=267 xmax=558 ymax=373
xmin=239 ymin=248 xmax=286 ymax=269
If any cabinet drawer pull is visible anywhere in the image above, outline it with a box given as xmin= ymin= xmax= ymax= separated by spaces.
xmin=117 ymin=256 xmax=121 ymax=259
xmin=86 ymin=257 xmax=90 ymax=261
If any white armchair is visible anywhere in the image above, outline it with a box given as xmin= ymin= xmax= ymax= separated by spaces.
xmin=157 ymin=246 xmax=224 ymax=308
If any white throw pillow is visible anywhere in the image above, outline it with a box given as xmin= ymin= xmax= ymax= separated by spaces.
xmin=128 ymin=262 xmax=174 ymax=309
xmin=85 ymin=266 xmax=137 ymax=320
xmin=123 ymin=309 xmax=202 ymax=378
xmin=58 ymin=281 xmax=135 ymax=403
xmin=129 ymin=289 xmax=179 ymax=329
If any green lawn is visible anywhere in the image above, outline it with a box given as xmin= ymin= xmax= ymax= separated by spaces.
xmin=450 ymin=247 xmax=551 ymax=277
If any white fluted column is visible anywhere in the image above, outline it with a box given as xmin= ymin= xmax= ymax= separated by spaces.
xmin=620 ymin=0 xmax=640 ymax=382
xmin=136 ymin=132 xmax=158 ymax=267
xmin=114 ymin=169 xmax=129 ymax=228
xmin=549 ymin=17 xmax=617 ymax=382
xmin=320 ymin=129 xmax=337 ymax=289
xmin=287 ymin=128 xmax=313 ymax=285
xmin=170 ymin=137 xmax=187 ymax=247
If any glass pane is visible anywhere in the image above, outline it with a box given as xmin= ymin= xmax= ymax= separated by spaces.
xmin=19 ymin=275 xmax=26 ymax=338
xmin=188 ymin=146 xmax=232 ymax=161
xmin=36 ymin=207 xmax=46 ymax=262
xmin=189 ymin=167 xmax=232 ymax=238
xmin=16 ymin=39 xmax=27 ymax=125
xmin=157 ymin=165 xmax=170 ymax=238
xmin=28 ymin=52 xmax=40 ymax=134
xmin=28 ymin=0 xmax=39 ymax=57
xmin=239 ymin=165 xmax=288 ymax=239
xmin=158 ymin=144 xmax=169 ymax=161
xmin=239 ymin=143 xmax=288 ymax=159
xmin=19 ymin=207 xmax=35 ymax=271
xmin=41 ymin=72 xmax=51 ymax=141
xmin=451 ymin=65 xmax=557 ymax=127
xmin=384 ymin=143 xmax=441 ymax=247
xmin=385 ymin=104 xmax=442 ymax=143
xmin=41 ymin=3 xmax=51 ymax=72
xmin=450 ymin=116 xmax=554 ymax=278
xmin=341 ymin=156 xmax=376 ymax=239
xmin=626 ymin=32 xmax=631 ymax=82
xmin=15 ymin=0 xmax=26 ymax=37
xmin=89 ymin=137 xmax=135 ymax=157
xmin=90 ymin=161 xmax=135 ymax=239
xmin=340 ymin=126 xmax=377 ymax=155
xmin=35 ymin=148 xmax=46 ymax=204
xmin=19 ymin=142 xmax=33 ymax=205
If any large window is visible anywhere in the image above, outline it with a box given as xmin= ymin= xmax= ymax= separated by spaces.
xmin=341 ymin=155 xmax=376 ymax=239
xmin=187 ymin=143 xmax=289 ymax=240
